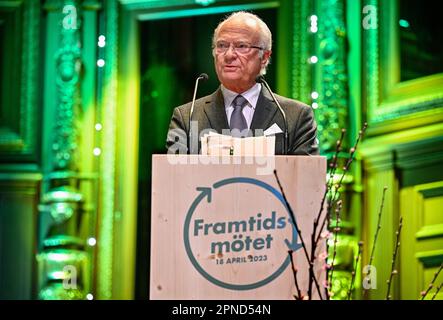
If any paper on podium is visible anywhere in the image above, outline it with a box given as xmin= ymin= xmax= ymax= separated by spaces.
xmin=200 ymin=132 xmax=275 ymax=156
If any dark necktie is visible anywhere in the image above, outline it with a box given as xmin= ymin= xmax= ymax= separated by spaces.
xmin=230 ymin=95 xmax=248 ymax=134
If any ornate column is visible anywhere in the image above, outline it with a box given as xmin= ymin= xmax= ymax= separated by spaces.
xmin=37 ymin=0 xmax=87 ymax=300
xmin=315 ymin=0 xmax=349 ymax=152
xmin=292 ymin=0 xmax=312 ymax=103
xmin=313 ymin=0 xmax=359 ymax=299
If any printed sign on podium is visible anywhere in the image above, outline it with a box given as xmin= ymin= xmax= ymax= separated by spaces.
xmin=150 ymin=155 xmax=326 ymax=299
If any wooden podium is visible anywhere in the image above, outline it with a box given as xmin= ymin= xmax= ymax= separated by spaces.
xmin=150 ymin=155 xmax=326 ymax=299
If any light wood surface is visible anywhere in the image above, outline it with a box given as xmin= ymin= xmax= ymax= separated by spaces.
xmin=150 ymin=155 xmax=326 ymax=299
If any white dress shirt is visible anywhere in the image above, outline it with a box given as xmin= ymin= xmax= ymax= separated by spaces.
xmin=221 ymin=83 xmax=262 ymax=129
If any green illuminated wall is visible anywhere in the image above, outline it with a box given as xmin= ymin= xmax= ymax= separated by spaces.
xmin=360 ymin=0 xmax=443 ymax=300
xmin=0 ymin=0 xmax=442 ymax=300
xmin=0 ymin=0 xmax=41 ymax=299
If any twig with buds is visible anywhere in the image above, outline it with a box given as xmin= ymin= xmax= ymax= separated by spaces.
xmin=314 ymin=123 xmax=367 ymax=247
xmin=323 ymin=129 xmax=346 ymax=222
xmin=276 ymin=124 xmax=367 ymax=300
xmin=315 ymin=124 xmax=366 ymax=299
xmin=288 ymin=250 xmax=303 ymax=300
xmin=420 ymin=263 xmax=443 ymax=300
xmin=386 ymin=216 xmax=403 ymax=300
xmin=327 ymin=200 xmax=343 ymax=286
xmin=274 ymin=170 xmax=323 ymax=300
xmin=347 ymin=241 xmax=363 ymax=300
xmin=431 ymin=283 xmax=442 ymax=300
xmin=363 ymin=186 xmax=388 ymax=298
xmin=327 ymin=129 xmax=346 ymax=186
xmin=369 ymin=187 xmax=387 ymax=267
xmin=310 ymin=130 xmax=345 ymax=299
xmin=319 ymin=233 xmax=333 ymax=299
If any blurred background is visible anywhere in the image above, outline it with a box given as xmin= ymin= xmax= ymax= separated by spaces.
xmin=0 ymin=0 xmax=442 ymax=300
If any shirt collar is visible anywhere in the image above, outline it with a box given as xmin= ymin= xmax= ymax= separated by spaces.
xmin=221 ymin=83 xmax=261 ymax=110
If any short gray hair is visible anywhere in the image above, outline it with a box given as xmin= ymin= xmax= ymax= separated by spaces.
xmin=212 ymin=11 xmax=272 ymax=75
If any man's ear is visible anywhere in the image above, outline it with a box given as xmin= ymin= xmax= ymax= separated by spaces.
xmin=261 ymin=50 xmax=272 ymax=67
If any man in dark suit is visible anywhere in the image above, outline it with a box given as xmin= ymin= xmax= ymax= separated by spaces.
xmin=166 ymin=11 xmax=319 ymax=155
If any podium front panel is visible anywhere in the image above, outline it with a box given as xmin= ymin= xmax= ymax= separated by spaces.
xmin=150 ymin=155 xmax=326 ymax=299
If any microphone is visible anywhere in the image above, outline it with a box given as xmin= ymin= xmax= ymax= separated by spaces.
xmin=188 ymin=73 xmax=209 ymax=154
xmin=256 ymin=75 xmax=288 ymax=155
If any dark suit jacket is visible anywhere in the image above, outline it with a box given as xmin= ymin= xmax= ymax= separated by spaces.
xmin=166 ymin=86 xmax=319 ymax=155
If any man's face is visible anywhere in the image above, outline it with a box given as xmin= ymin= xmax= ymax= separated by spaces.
xmin=213 ymin=18 xmax=271 ymax=93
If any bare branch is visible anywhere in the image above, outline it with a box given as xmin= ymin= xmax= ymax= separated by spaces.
xmin=420 ymin=263 xmax=443 ymax=300
xmin=288 ymin=250 xmax=303 ymax=300
xmin=347 ymin=241 xmax=363 ymax=300
xmin=386 ymin=216 xmax=403 ymax=300
xmin=431 ymin=283 xmax=442 ymax=300
xmin=328 ymin=200 xmax=343 ymax=286
xmin=314 ymin=123 xmax=368 ymax=247
xmin=274 ymin=170 xmax=323 ymax=300
xmin=363 ymin=186 xmax=387 ymax=298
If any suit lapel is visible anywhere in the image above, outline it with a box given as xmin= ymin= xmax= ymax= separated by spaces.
xmin=203 ymin=88 xmax=229 ymax=133
xmin=250 ymin=87 xmax=278 ymax=134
